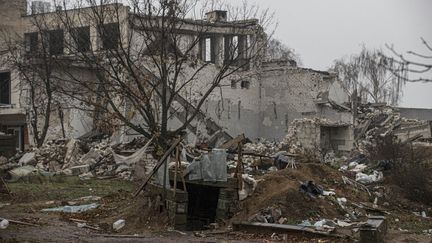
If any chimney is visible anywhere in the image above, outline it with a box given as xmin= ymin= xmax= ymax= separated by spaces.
xmin=205 ymin=10 xmax=227 ymax=22
xmin=31 ymin=1 xmax=51 ymax=14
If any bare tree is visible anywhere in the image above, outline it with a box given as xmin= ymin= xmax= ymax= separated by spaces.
xmin=266 ymin=38 xmax=302 ymax=66
xmin=331 ymin=56 xmax=361 ymax=100
xmin=384 ymin=37 xmax=432 ymax=83
xmin=1 ymin=14 xmax=65 ymax=147
xmin=23 ymin=0 xmax=273 ymax=148
xmin=331 ymin=46 xmax=404 ymax=106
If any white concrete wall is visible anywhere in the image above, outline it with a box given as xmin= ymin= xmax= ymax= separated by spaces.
xmin=203 ymin=63 xmax=353 ymax=142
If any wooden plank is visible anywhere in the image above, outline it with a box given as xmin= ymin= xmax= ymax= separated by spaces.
xmin=219 ymin=134 xmax=245 ymax=149
xmin=94 ymin=234 xmax=147 ymax=238
xmin=0 ymin=217 xmax=40 ymax=227
xmin=232 ymin=222 xmax=342 ymax=238
xmin=169 ymin=171 xmax=238 ymax=188
xmin=0 ymin=178 xmax=11 ymax=195
xmin=133 ymin=138 xmax=182 ymax=197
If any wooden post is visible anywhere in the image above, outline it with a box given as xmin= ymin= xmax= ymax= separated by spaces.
xmin=162 ymin=155 xmax=168 ymax=203
xmin=173 ymin=146 xmax=179 ymax=198
xmin=237 ymin=141 xmax=244 ymax=189
xmin=133 ymin=138 xmax=182 ymax=197
xmin=177 ymin=145 xmax=187 ymax=193
xmin=0 ymin=178 xmax=11 ymax=195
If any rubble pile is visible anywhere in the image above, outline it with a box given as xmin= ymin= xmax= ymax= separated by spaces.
xmin=35 ymin=140 xmax=70 ymax=171
xmin=243 ymin=140 xmax=279 ymax=155
xmin=278 ymin=120 xmax=304 ymax=154
xmin=249 ymin=206 xmax=285 ymax=224
xmin=357 ymin=105 xmax=431 ymax=148
xmin=1 ymin=137 xmax=155 ymax=181
xmin=231 ymin=106 xmax=432 ymax=237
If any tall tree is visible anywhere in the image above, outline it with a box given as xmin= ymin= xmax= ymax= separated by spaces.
xmin=266 ymin=38 xmax=302 ymax=66
xmin=331 ymin=46 xmax=404 ymax=106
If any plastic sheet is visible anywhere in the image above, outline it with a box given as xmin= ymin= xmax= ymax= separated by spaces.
xmin=355 ymin=171 xmax=383 ymax=184
xmin=209 ymin=149 xmax=228 ymax=182
xmin=185 ymin=149 xmax=227 ymax=182
xmin=113 ymin=137 xmax=154 ymax=165
xmin=185 ymin=159 xmax=202 ymax=181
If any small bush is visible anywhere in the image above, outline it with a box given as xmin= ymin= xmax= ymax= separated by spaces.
xmin=366 ymin=136 xmax=410 ymax=164
xmin=367 ymin=135 xmax=432 ymax=205
xmin=389 ymin=162 xmax=432 ymax=206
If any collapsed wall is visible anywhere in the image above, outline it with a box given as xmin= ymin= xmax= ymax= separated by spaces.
xmin=204 ymin=60 xmax=353 ymax=142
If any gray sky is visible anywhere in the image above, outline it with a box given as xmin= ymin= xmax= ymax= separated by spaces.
xmin=253 ymin=0 xmax=432 ymax=108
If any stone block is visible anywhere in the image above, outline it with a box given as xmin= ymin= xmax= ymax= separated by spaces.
xmin=70 ymin=164 xmax=90 ymax=175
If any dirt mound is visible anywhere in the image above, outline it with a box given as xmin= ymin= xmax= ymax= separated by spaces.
xmin=231 ymin=163 xmax=370 ymax=223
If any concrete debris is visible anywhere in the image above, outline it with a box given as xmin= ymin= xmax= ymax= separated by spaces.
xmin=239 ymin=174 xmax=258 ymax=201
xmin=0 ymin=219 xmax=9 ymax=229
xmin=355 ymin=171 xmax=383 ymax=184
xmin=3 ymin=137 xmax=157 ymax=181
xmin=336 ymin=220 xmax=352 ymax=227
xmin=18 ymin=152 xmax=36 ymax=166
xmin=64 ymin=139 xmax=83 ymax=166
xmin=113 ymin=219 xmax=126 ymax=231
xmin=250 ymin=206 xmax=283 ymax=224
xmin=70 ymin=165 xmax=90 ymax=175
xmin=357 ymin=105 xmax=432 ymax=148
xmin=41 ymin=203 xmax=99 ymax=213
xmin=244 ymin=141 xmax=279 ymax=155
xmin=313 ymin=219 xmax=336 ymax=231
xmin=79 ymin=172 xmax=94 ymax=180
xmin=6 ymin=165 xmax=38 ymax=182
xmin=0 ymin=156 xmax=7 ymax=165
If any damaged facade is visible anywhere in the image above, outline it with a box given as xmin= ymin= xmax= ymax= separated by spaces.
xmin=204 ymin=59 xmax=353 ymax=142
xmin=0 ymin=1 xmax=354 ymax=155
xmin=0 ymin=0 xmax=28 ymax=155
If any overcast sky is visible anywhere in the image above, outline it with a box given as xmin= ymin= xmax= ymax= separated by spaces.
xmin=252 ymin=0 xmax=432 ymax=108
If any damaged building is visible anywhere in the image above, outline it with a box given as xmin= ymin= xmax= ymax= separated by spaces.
xmin=0 ymin=0 xmax=358 ymax=230
xmin=1 ymin=1 xmax=432 ymax=241
xmin=203 ymin=58 xmax=353 ymax=143
xmin=0 ymin=0 xmax=355 ymax=155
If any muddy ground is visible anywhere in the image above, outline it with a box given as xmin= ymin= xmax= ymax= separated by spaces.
xmin=0 ymin=166 xmax=431 ymax=242
xmin=0 ymin=176 xmax=332 ymax=242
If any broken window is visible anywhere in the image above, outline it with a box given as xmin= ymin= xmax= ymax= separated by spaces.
xmin=231 ymin=80 xmax=237 ymax=89
xmin=0 ymin=72 xmax=11 ymax=105
xmin=240 ymin=80 xmax=250 ymax=89
xmin=24 ymin=32 xmax=39 ymax=54
xmin=232 ymin=36 xmax=239 ymax=59
xmin=224 ymin=35 xmax=239 ymax=62
xmin=71 ymin=26 xmax=90 ymax=52
xmin=47 ymin=29 xmax=64 ymax=55
xmin=205 ymin=38 xmax=212 ymax=62
xmin=99 ymin=23 xmax=120 ymax=50
xmin=200 ymin=37 xmax=215 ymax=63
